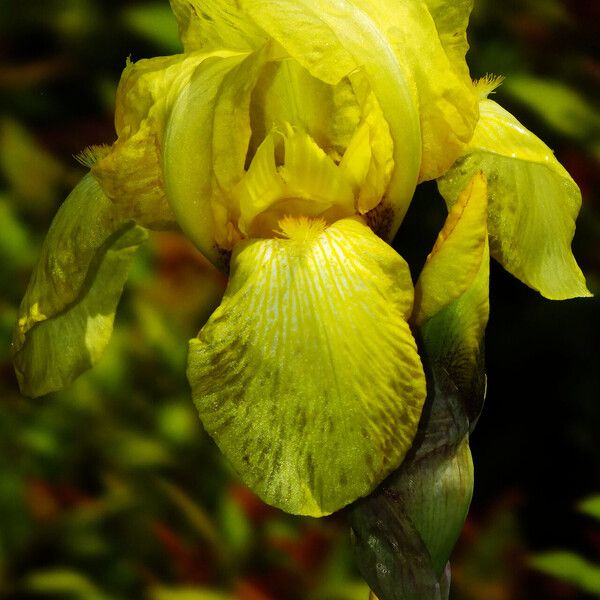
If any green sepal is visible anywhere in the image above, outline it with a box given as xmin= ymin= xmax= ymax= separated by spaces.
xmin=12 ymin=174 xmax=147 ymax=397
xmin=349 ymin=435 xmax=473 ymax=600
xmin=350 ymin=491 xmax=449 ymax=600
xmin=419 ymin=245 xmax=490 ymax=430
xmin=349 ymin=354 xmax=479 ymax=599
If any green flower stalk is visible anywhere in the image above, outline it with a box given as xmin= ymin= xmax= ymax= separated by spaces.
xmin=12 ymin=1 xmax=590 ymax=597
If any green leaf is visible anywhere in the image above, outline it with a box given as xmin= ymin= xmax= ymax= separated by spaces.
xmin=188 ymin=217 xmax=426 ymax=516
xmin=151 ymin=587 xmax=233 ymax=600
xmin=438 ymin=98 xmax=590 ymax=300
xmin=218 ymin=494 xmax=252 ymax=558
xmin=309 ymin=582 xmax=373 ymax=600
xmin=529 ymin=552 xmax=600 ymax=595
xmin=578 ymin=495 xmax=600 ymax=521
xmin=156 ymin=479 xmax=227 ymax=563
xmin=24 ymin=569 xmax=109 ymax=600
xmin=502 ymin=75 xmax=600 ymax=142
xmin=13 ymin=174 xmax=147 ymax=397
xmin=0 ymin=118 xmax=66 ymax=215
xmin=0 ymin=195 xmax=37 ymax=271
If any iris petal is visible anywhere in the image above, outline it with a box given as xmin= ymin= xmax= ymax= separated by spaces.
xmin=349 ymin=0 xmax=478 ymax=182
xmin=163 ymin=51 xmax=265 ymax=266
xmin=93 ymin=52 xmax=222 ymax=229
xmin=241 ymin=0 xmax=421 ymax=237
xmin=414 ymin=172 xmax=488 ymax=324
xmin=169 ymin=0 xmax=265 ymax=53
xmin=438 ymin=99 xmax=591 ymax=300
xmin=422 ymin=0 xmax=473 ymax=82
xmin=418 ymin=178 xmax=490 ymax=405
xmin=235 ymin=126 xmax=355 ymax=236
xmin=13 ymin=175 xmax=146 ymax=397
xmin=187 ymin=217 xmax=426 ymax=516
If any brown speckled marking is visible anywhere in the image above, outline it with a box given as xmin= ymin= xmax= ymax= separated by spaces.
xmin=365 ymin=200 xmax=394 ymax=240
xmin=216 ymin=246 xmax=232 ymax=273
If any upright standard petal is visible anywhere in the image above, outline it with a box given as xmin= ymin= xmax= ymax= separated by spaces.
xmin=422 ymin=0 xmax=473 ymax=81
xmin=438 ymin=99 xmax=591 ymax=300
xmin=92 ymin=52 xmax=221 ymax=229
xmin=240 ymin=0 xmax=422 ymax=237
xmin=12 ymin=174 xmax=147 ymax=397
xmin=349 ymin=0 xmax=478 ymax=182
xmin=170 ymin=0 xmax=265 ymax=53
xmin=188 ymin=217 xmax=426 ymax=516
xmin=163 ymin=50 xmax=265 ymax=266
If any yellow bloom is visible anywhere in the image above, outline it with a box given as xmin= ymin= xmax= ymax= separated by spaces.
xmin=439 ymin=84 xmax=591 ymax=299
xmin=12 ymin=0 xmax=589 ymax=518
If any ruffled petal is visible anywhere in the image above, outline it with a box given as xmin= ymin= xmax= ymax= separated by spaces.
xmin=163 ymin=50 xmax=266 ymax=266
xmin=414 ymin=172 xmax=488 ymax=324
xmin=341 ymin=74 xmax=395 ymax=216
xmin=235 ymin=126 xmax=355 ymax=236
xmin=422 ymin=0 xmax=473 ymax=82
xmin=349 ymin=0 xmax=478 ymax=182
xmin=248 ymin=59 xmax=347 ymax=156
xmin=187 ymin=217 xmax=426 ymax=516
xmin=249 ymin=60 xmax=394 ymax=229
xmin=438 ymin=99 xmax=591 ymax=300
xmin=93 ymin=52 xmax=221 ymax=229
xmin=12 ymin=174 xmax=146 ymax=397
xmin=169 ymin=0 xmax=265 ymax=53
xmin=240 ymin=0 xmax=422 ymax=238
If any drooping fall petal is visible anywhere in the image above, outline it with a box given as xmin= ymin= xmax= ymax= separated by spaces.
xmin=438 ymin=98 xmax=591 ymax=300
xmin=187 ymin=217 xmax=426 ymax=516
xmin=12 ymin=174 xmax=146 ymax=397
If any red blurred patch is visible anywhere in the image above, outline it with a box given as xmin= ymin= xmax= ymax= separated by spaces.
xmin=229 ymin=484 xmax=278 ymax=524
xmin=151 ymin=520 xmax=215 ymax=584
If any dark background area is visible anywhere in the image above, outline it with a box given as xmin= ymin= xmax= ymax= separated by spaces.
xmin=1 ymin=1 xmax=599 ymax=599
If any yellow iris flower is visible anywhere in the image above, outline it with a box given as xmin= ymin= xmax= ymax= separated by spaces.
xmin=12 ymin=0 xmax=590 ymax=518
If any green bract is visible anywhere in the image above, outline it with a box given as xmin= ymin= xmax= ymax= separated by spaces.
xmin=13 ymin=0 xmax=589 ymax=523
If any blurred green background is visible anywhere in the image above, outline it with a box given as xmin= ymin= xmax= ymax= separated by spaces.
xmin=0 ymin=1 xmax=599 ymax=598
